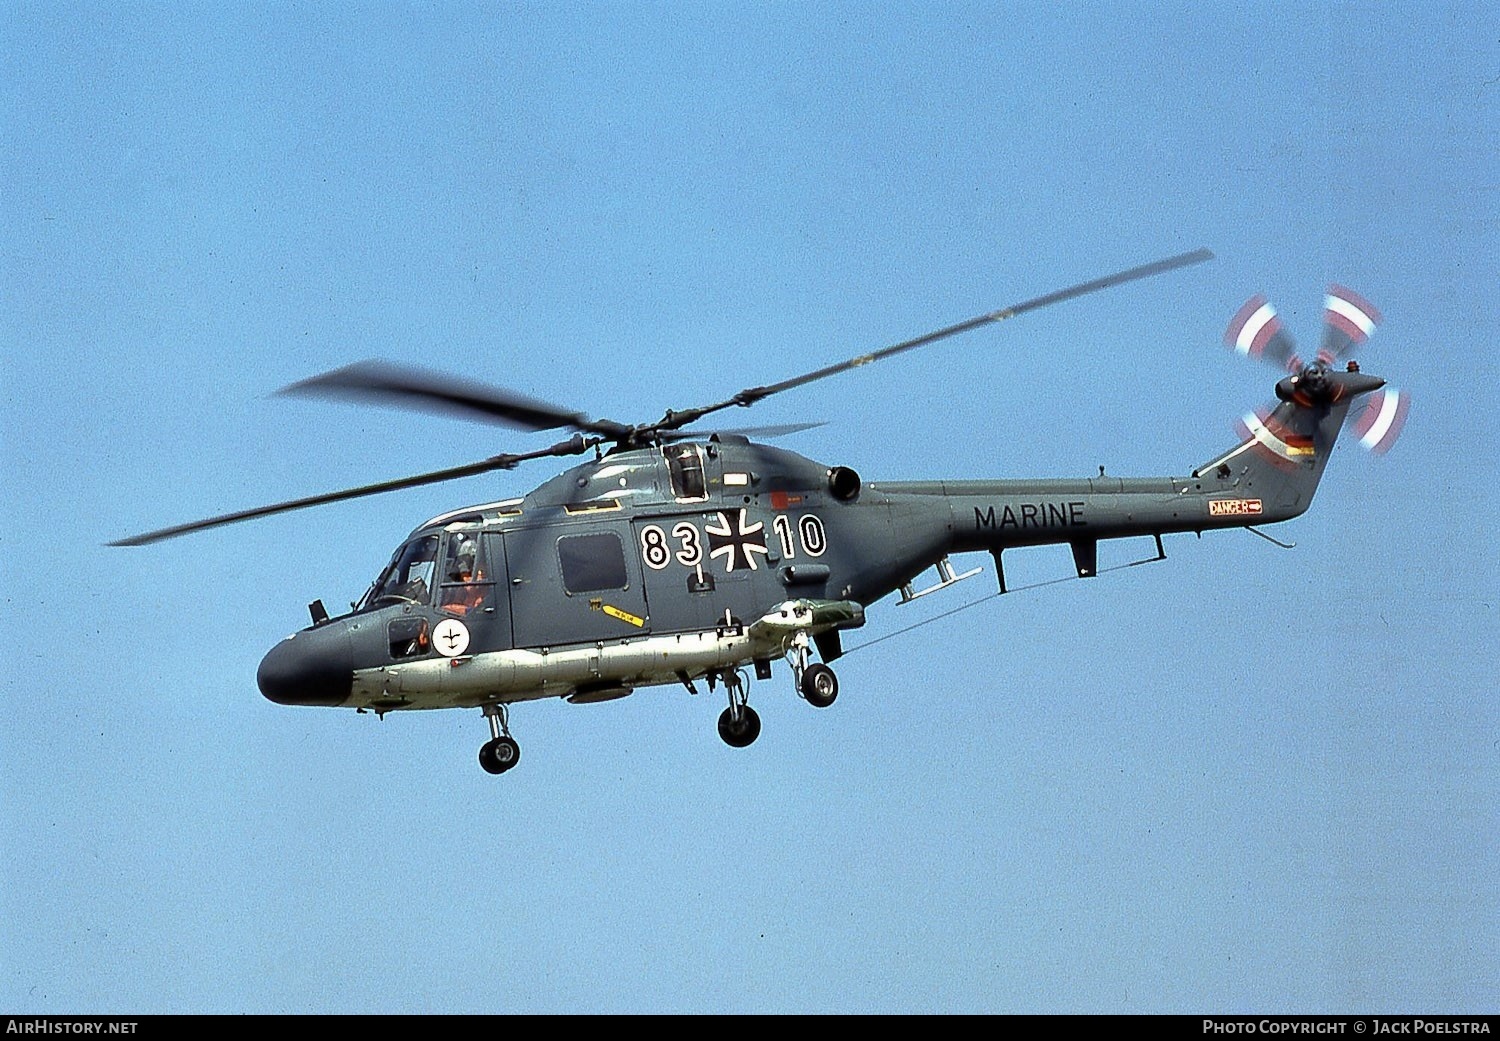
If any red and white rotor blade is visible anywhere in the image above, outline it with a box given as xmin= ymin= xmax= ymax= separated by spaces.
xmin=1225 ymin=295 xmax=1304 ymax=372
xmin=1319 ymin=285 xmax=1382 ymax=364
xmin=1350 ymin=386 xmax=1409 ymax=455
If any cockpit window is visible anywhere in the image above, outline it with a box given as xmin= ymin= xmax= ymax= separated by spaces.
xmin=438 ymin=531 xmax=492 ymax=616
xmin=665 ymin=444 xmax=707 ymax=501
xmin=369 ymin=534 xmax=439 ymax=607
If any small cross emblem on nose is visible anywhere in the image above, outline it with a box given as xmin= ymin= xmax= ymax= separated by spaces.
xmin=432 ymin=618 xmax=471 ymax=657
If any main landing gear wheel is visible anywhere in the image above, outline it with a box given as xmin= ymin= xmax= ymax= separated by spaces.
xmin=800 ymin=662 xmax=839 ymax=708
xmin=718 ymin=705 xmax=762 ymax=748
xmin=479 ymin=735 xmax=520 ymax=775
xmin=716 ymin=668 xmax=760 ymax=748
xmin=479 ymin=703 xmax=520 ymax=775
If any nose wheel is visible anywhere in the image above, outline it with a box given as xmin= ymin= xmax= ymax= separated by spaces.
xmin=479 ymin=703 xmax=521 ymax=775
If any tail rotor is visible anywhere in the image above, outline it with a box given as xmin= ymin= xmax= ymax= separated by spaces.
xmin=1223 ymin=285 xmax=1409 ymax=455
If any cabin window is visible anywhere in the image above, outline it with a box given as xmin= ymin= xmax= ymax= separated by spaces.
xmin=388 ymin=617 xmax=430 ymax=659
xmin=438 ymin=530 xmax=492 ymax=616
xmin=558 ymin=533 xmax=628 ymax=594
xmin=370 ymin=534 xmax=439 ymax=607
xmin=665 ymin=444 xmax=708 ymax=501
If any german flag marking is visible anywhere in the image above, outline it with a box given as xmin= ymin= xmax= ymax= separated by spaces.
xmin=1236 ymin=410 xmax=1316 ymax=470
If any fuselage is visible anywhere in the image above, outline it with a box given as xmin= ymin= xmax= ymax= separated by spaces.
xmin=257 ymin=389 xmax=1357 ymax=714
xmin=259 ymin=436 xmax=890 ymax=711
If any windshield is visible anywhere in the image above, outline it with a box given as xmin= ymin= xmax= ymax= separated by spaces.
xmin=366 ymin=534 xmax=439 ymax=608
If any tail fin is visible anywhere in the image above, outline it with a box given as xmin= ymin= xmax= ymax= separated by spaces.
xmin=1192 ymin=369 xmax=1385 ymax=523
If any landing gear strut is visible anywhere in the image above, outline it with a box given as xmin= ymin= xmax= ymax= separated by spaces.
xmin=715 ymin=669 xmax=760 ymax=748
xmin=479 ymin=703 xmax=521 ymax=775
xmin=787 ymin=631 xmax=838 ymax=708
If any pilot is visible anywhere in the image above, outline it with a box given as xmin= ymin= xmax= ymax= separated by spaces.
xmin=441 ymin=534 xmax=488 ymax=616
xmin=447 ymin=535 xmax=477 ymax=580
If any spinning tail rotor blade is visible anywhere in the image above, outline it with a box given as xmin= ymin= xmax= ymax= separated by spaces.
xmin=1320 ymin=284 xmax=1382 ymax=364
xmin=1349 ymin=385 xmax=1409 ymax=454
xmin=1224 ymin=295 xmax=1304 ymax=372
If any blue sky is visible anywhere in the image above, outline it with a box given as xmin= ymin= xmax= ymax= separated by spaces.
xmin=3 ymin=1 xmax=1496 ymax=1013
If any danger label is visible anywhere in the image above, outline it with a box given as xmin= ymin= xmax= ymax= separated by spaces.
xmin=1209 ymin=498 xmax=1263 ymax=517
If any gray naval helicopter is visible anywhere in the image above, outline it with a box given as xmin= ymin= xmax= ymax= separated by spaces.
xmin=114 ymin=250 xmax=1408 ymax=774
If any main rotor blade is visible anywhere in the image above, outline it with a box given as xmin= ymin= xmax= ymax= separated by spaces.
xmin=655 ymin=248 xmax=1214 ymax=431
xmin=279 ymin=361 xmax=632 ymax=439
xmin=659 ymin=421 xmax=827 ymax=442
xmin=110 ymin=436 xmax=593 ymax=546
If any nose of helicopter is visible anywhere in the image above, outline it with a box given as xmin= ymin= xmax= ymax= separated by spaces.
xmin=257 ymin=625 xmax=353 ymax=707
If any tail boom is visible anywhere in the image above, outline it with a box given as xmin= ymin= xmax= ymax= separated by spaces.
xmin=862 ymin=371 xmax=1383 ymax=596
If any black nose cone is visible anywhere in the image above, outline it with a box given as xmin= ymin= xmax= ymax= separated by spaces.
xmin=257 ymin=626 xmax=353 ymax=707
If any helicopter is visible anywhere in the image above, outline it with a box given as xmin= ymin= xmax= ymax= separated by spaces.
xmin=112 ymin=249 xmax=1407 ymax=774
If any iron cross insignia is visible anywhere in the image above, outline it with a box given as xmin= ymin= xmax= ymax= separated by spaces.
xmin=706 ymin=509 xmax=769 ymax=572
